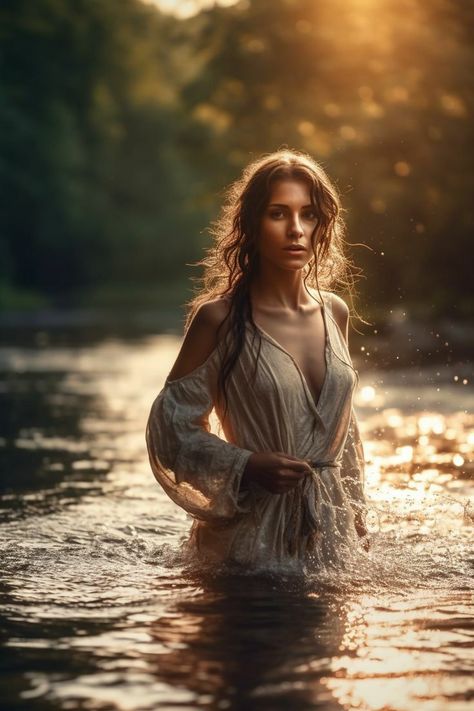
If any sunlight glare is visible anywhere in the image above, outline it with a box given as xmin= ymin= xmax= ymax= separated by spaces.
xmin=418 ymin=414 xmax=445 ymax=435
xmin=142 ymin=0 xmax=239 ymax=18
xmin=360 ymin=385 xmax=376 ymax=402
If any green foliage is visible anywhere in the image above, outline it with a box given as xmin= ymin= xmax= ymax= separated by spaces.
xmin=0 ymin=0 xmax=472 ymax=315
xmin=0 ymin=0 xmax=203 ymax=302
xmin=179 ymin=0 xmax=474 ymax=316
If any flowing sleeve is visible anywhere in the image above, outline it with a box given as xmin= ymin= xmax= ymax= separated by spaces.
xmin=145 ymin=354 xmax=254 ymax=522
xmin=340 ymin=408 xmax=367 ymax=516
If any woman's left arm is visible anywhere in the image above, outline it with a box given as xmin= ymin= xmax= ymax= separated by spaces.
xmin=340 ymin=409 xmax=367 ymax=513
xmin=331 ymin=294 xmax=368 ymax=540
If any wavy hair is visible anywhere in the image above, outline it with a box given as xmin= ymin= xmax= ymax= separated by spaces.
xmin=185 ymin=148 xmax=360 ymax=417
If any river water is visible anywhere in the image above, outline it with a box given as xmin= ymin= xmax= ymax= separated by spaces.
xmin=0 ymin=327 xmax=473 ymax=710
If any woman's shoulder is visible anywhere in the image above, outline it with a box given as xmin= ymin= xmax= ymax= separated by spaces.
xmin=307 ymin=288 xmax=349 ymax=339
xmin=166 ymin=297 xmax=231 ymax=383
xmin=307 ymin=287 xmax=348 ymax=313
xmin=195 ymin=296 xmax=232 ymax=331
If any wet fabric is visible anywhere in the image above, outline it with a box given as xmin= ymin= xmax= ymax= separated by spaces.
xmin=146 ymin=292 xmax=367 ymax=571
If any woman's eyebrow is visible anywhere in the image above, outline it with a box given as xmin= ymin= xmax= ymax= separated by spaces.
xmin=268 ymin=203 xmax=314 ymax=208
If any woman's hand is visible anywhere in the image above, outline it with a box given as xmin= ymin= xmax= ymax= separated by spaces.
xmin=242 ymin=452 xmax=312 ymax=495
xmin=354 ymin=510 xmax=370 ymax=551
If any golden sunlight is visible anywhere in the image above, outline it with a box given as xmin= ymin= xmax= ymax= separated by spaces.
xmin=142 ymin=0 xmax=239 ymax=18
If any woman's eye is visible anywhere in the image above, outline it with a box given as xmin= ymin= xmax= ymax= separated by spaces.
xmin=269 ymin=211 xmax=283 ymax=219
xmin=304 ymin=210 xmax=318 ymax=221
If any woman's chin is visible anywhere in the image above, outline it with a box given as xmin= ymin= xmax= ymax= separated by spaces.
xmin=262 ymin=258 xmax=310 ymax=273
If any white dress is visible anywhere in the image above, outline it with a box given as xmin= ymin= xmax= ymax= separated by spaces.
xmin=146 ymin=293 xmax=367 ymax=572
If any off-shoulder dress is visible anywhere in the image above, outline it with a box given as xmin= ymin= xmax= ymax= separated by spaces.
xmin=146 ymin=292 xmax=367 ymax=571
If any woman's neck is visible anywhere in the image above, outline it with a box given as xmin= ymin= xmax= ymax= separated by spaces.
xmin=250 ymin=265 xmax=315 ymax=312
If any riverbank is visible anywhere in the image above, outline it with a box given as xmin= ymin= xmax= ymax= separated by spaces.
xmin=1 ymin=306 xmax=473 ymax=370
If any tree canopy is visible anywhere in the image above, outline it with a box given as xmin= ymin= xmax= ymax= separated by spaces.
xmin=1 ymin=0 xmax=472 ymax=316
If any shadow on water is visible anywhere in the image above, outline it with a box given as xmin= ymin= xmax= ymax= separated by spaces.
xmin=0 ymin=567 xmax=347 ymax=711
xmin=0 ymin=600 xmax=121 ymax=711
xmin=0 ymin=351 xmax=138 ymax=521
xmin=0 ymin=371 xmax=116 ymax=526
xmin=148 ymin=572 xmax=347 ymax=711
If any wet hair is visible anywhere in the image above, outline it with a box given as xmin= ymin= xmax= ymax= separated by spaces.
xmin=185 ymin=148 xmax=360 ymax=417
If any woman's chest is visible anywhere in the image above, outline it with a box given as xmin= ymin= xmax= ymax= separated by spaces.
xmin=251 ymin=312 xmax=328 ymax=398
xmin=238 ymin=326 xmax=356 ymax=413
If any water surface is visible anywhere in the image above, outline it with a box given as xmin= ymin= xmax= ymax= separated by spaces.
xmin=0 ymin=329 xmax=473 ymax=710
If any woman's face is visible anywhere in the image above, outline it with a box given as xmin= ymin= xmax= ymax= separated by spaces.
xmin=257 ymin=179 xmax=318 ymax=272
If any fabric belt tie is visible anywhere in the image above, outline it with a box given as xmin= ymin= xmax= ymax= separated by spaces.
xmin=308 ymin=459 xmax=340 ymax=470
xmin=285 ymin=459 xmax=342 ymax=554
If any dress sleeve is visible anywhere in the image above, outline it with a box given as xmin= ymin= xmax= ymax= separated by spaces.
xmin=340 ymin=408 xmax=367 ymax=516
xmin=145 ymin=355 xmax=254 ymax=522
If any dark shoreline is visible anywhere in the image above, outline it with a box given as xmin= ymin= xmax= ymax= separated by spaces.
xmin=0 ymin=308 xmax=473 ymax=369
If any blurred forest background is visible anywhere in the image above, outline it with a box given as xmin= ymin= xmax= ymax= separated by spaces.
xmin=1 ymin=0 xmax=473 ymax=319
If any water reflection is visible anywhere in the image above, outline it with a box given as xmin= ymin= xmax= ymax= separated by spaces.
xmin=0 ymin=341 xmax=150 ymax=520
xmin=324 ymin=590 xmax=474 ymax=710
xmin=148 ymin=573 xmax=348 ymax=710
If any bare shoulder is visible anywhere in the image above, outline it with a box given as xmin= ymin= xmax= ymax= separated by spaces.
xmin=193 ymin=296 xmax=232 ymax=332
xmin=166 ymin=297 xmax=231 ymax=381
xmin=307 ymin=286 xmax=349 ymax=341
xmin=328 ymin=292 xmax=350 ymax=343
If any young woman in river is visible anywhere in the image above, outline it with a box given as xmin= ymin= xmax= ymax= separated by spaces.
xmin=146 ymin=148 xmax=369 ymax=571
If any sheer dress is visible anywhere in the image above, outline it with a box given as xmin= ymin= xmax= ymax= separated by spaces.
xmin=146 ymin=293 xmax=367 ymax=570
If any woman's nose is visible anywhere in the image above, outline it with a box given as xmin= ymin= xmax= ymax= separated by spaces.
xmin=288 ymin=216 xmax=304 ymax=237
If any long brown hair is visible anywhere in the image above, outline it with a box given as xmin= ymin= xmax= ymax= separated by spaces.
xmin=185 ymin=148 xmax=359 ymax=416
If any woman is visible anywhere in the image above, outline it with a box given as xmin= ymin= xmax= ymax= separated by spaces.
xmin=146 ymin=149 xmax=369 ymax=572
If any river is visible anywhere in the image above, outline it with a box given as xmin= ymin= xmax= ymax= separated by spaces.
xmin=0 ymin=325 xmax=472 ymax=710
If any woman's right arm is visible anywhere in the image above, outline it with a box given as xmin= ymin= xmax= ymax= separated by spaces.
xmin=146 ymin=299 xmax=257 ymax=521
xmin=146 ymin=299 xmax=310 ymax=517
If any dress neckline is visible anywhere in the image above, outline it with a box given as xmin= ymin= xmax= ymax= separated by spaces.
xmin=248 ymin=300 xmax=331 ymax=416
